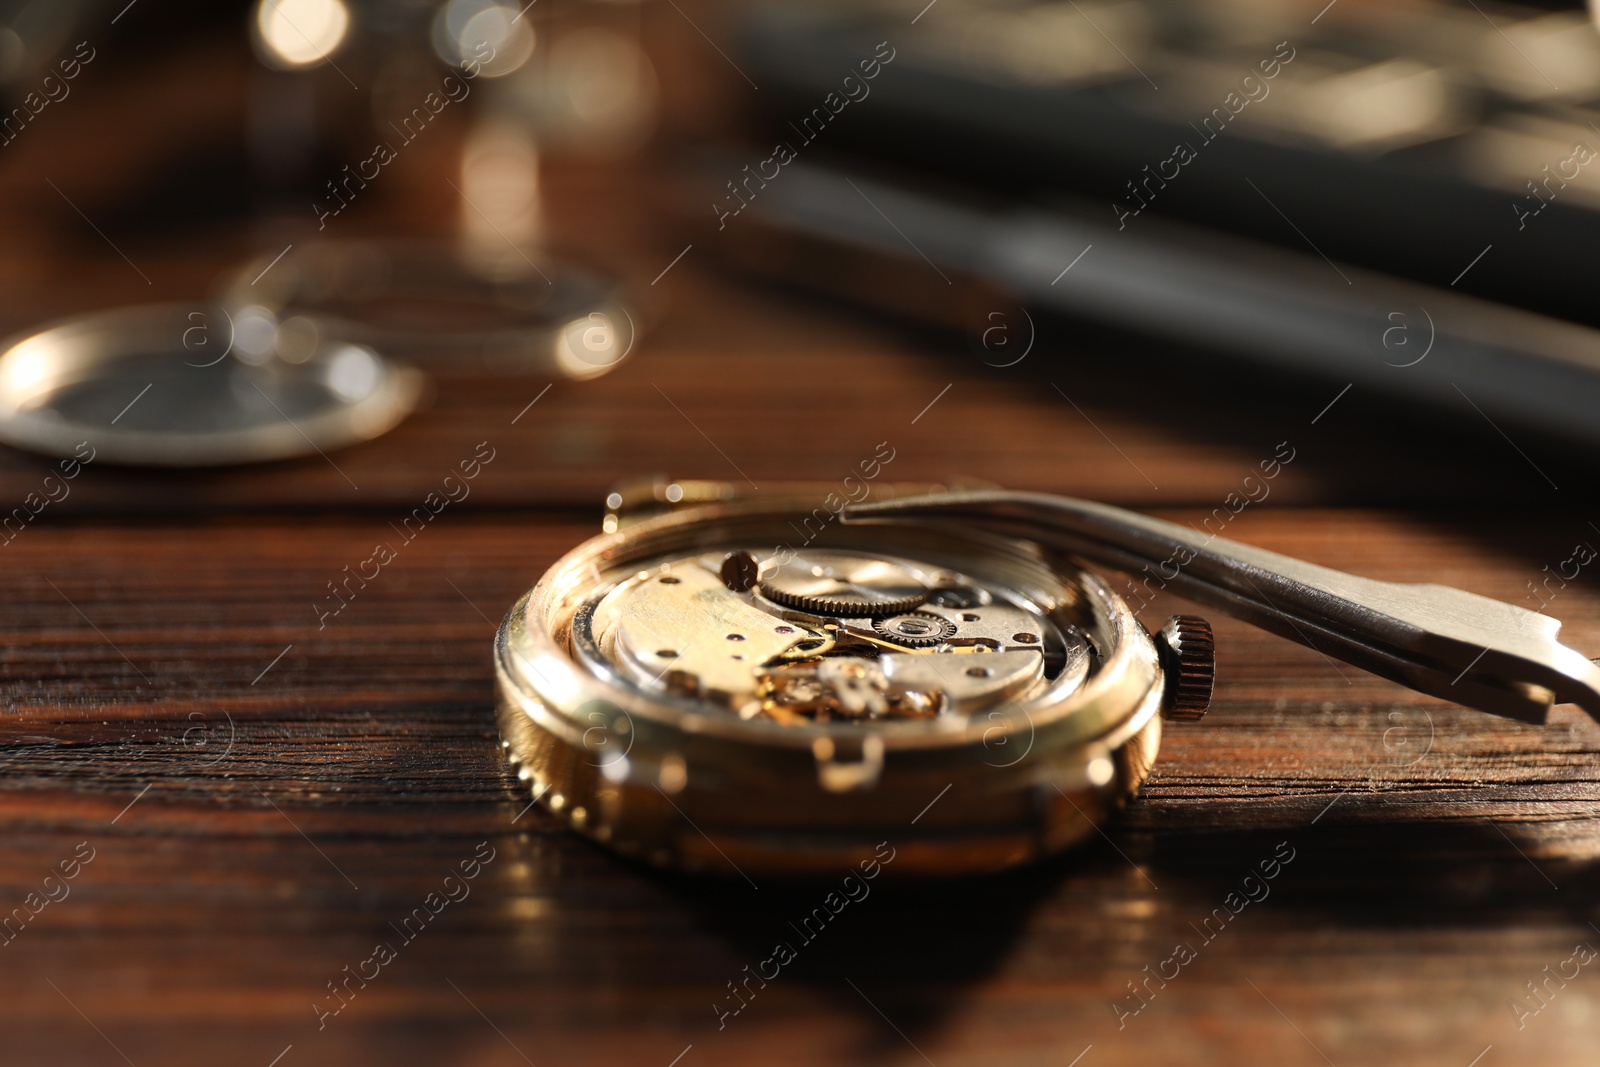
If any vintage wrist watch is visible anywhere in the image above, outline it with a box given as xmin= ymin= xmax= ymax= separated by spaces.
xmin=494 ymin=477 xmax=1600 ymax=877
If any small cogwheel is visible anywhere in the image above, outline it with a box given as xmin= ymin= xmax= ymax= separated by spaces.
xmin=873 ymin=612 xmax=957 ymax=648
xmin=760 ymin=553 xmax=927 ymax=617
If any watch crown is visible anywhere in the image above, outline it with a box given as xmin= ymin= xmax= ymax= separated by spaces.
xmin=1156 ymin=615 xmax=1215 ymax=722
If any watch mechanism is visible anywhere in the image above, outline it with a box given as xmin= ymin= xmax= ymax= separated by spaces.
xmin=582 ymin=549 xmax=1090 ymax=726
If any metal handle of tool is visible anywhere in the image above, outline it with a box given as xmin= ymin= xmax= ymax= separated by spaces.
xmin=845 ymin=490 xmax=1600 ymax=723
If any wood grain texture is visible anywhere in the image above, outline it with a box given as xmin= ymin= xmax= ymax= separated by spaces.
xmin=3 ymin=10 xmax=1600 ymax=1067
xmin=1 ymin=512 xmax=1597 ymax=1067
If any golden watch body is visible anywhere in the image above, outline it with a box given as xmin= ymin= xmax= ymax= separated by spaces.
xmin=494 ymin=485 xmax=1194 ymax=877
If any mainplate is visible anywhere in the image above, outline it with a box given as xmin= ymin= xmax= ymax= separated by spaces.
xmin=587 ymin=548 xmax=1084 ymax=725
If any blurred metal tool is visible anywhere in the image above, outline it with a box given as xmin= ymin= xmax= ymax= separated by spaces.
xmin=739 ymin=1 xmax=1600 ymax=324
xmin=847 ymin=490 xmax=1600 ymax=724
xmin=730 ymin=160 xmax=1600 ymax=446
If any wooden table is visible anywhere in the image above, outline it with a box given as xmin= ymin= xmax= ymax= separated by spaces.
xmin=4 ymin=12 xmax=1600 ymax=1066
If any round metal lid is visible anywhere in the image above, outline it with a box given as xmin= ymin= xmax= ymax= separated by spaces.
xmin=0 ymin=303 xmax=424 ymax=467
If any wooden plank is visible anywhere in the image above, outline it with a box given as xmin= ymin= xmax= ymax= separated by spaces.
xmin=0 ymin=512 xmax=1595 ymax=1066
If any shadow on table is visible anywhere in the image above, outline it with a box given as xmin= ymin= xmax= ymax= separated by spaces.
xmin=647 ymin=812 xmax=1600 ymax=1056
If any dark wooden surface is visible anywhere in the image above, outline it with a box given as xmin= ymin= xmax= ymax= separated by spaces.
xmin=5 ymin=10 xmax=1600 ymax=1067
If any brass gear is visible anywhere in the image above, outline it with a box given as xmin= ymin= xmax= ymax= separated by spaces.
xmin=759 ymin=553 xmax=927 ymax=617
xmin=872 ymin=612 xmax=956 ymax=648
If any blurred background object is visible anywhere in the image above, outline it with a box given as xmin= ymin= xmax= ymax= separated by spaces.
xmin=0 ymin=1 xmax=94 ymax=94
xmin=734 ymin=0 xmax=1600 ymax=325
xmin=0 ymin=0 xmax=661 ymax=247
xmin=0 ymin=0 xmax=648 ymax=465
xmin=3 ymin=0 xmax=1600 ymax=460
xmin=700 ymin=0 xmax=1600 ymax=448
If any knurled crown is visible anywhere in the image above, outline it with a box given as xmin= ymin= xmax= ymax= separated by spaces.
xmin=1156 ymin=615 xmax=1215 ymax=722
